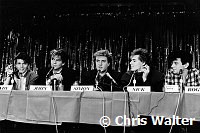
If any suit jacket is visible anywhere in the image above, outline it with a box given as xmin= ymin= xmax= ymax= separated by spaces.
xmin=121 ymin=68 xmax=164 ymax=92
xmin=13 ymin=70 xmax=38 ymax=90
xmin=81 ymin=69 xmax=122 ymax=91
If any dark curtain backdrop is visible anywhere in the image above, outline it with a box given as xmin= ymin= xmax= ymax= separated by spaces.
xmin=1 ymin=1 xmax=200 ymax=83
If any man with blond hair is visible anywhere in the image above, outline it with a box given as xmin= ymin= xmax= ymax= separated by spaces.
xmin=81 ymin=49 xmax=122 ymax=91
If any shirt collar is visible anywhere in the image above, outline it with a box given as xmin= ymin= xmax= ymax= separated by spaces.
xmin=53 ymin=68 xmax=62 ymax=74
xmin=18 ymin=70 xmax=28 ymax=77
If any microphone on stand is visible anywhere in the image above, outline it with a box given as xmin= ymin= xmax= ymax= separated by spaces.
xmin=46 ymin=67 xmax=54 ymax=90
xmin=179 ymin=69 xmax=183 ymax=93
xmin=125 ymin=70 xmax=138 ymax=89
xmin=122 ymin=70 xmax=138 ymax=129
xmin=95 ymin=70 xmax=100 ymax=89
xmin=105 ymin=72 xmax=118 ymax=85
xmin=132 ymin=70 xmax=138 ymax=87
xmin=52 ymin=78 xmax=58 ymax=91
xmin=46 ymin=67 xmax=54 ymax=79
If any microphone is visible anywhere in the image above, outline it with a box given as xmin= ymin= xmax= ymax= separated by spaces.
xmin=52 ymin=78 xmax=58 ymax=91
xmin=95 ymin=70 xmax=100 ymax=86
xmin=46 ymin=67 xmax=53 ymax=79
xmin=132 ymin=70 xmax=138 ymax=86
xmin=126 ymin=70 xmax=138 ymax=87
xmin=106 ymin=72 xmax=117 ymax=85
xmin=179 ymin=69 xmax=183 ymax=93
xmin=179 ymin=69 xmax=183 ymax=75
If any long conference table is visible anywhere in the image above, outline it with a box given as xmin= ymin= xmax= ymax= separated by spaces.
xmin=0 ymin=90 xmax=200 ymax=126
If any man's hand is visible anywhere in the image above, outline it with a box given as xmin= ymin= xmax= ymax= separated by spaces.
xmin=50 ymin=73 xmax=63 ymax=81
xmin=141 ymin=64 xmax=150 ymax=82
xmin=5 ymin=64 xmax=13 ymax=77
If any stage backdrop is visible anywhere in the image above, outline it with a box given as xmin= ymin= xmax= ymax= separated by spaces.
xmin=1 ymin=0 xmax=200 ymax=83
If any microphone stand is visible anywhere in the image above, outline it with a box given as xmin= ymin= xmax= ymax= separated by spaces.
xmin=122 ymin=70 xmax=137 ymax=128
xmin=179 ymin=69 xmax=183 ymax=93
xmin=105 ymin=72 xmax=117 ymax=92
xmin=46 ymin=67 xmax=53 ymax=90
xmin=110 ymin=81 xmax=112 ymax=92
xmin=127 ymin=71 xmax=137 ymax=126
xmin=95 ymin=70 xmax=100 ymax=90
xmin=52 ymin=79 xmax=57 ymax=91
xmin=169 ymin=70 xmax=184 ymax=133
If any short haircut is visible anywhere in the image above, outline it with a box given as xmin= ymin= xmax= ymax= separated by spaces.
xmin=94 ymin=49 xmax=112 ymax=63
xmin=168 ymin=50 xmax=193 ymax=69
xmin=15 ymin=52 xmax=31 ymax=64
xmin=130 ymin=48 xmax=151 ymax=65
xmin=50 ymin=49 xmax=67 ymax=63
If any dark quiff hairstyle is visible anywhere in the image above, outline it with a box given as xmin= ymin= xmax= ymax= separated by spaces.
xmin=50 ymin=49 xmax=67 ymax=63
xmin=93 ymin=49 xmax=112 ymax=63
xmin=168 ymin=50 xmax=193 ymax=69
xmin=15 ymin=52 xmax=31 ymax=64
xmin=130 ymin=48 xmax=151 ymax=65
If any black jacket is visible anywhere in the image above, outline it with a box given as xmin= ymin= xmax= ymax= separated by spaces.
xmin=121 ymin=68 xmax=164 ymax=92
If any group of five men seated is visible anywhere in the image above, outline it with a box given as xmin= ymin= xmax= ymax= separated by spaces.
xmin=3 ymin=48 xmax=200 ymax=91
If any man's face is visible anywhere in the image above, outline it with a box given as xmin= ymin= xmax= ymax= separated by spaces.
xmin=171 ymin=58 xmax=184 ymax=74
xmin=95 ymin=56 xmax=110 ymax=72
xmin=130 ymin=55 xmax=144 ymax=71
xmin=51 ymin=55 xmax=65 ymax=70
xmin=15 ymin=59 xmax=29 ymax=74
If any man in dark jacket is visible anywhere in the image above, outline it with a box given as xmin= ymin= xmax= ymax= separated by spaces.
xmin=81 ymin=49 xmax=122 ymax=91
xmin=45 ymin=48 xmax=78 ymax=91
xmin=121 ymin=48 xmax=164 ymax=92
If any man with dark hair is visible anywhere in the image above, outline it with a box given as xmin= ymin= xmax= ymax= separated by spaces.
xmin=45 ymin=48 xmax=78 ymax=91
xmin=81 ymin=49 xmax=122 ymax=91
xmin=165 ymin=50 xmax=200 ymax=86
xmin=4 ymin=52 xmax=38 ymax=90
xmin=121 ymin=48 xmax=164 ymax=92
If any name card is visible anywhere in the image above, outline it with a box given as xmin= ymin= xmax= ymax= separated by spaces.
xmin=164 ymin=85 xmax=179 ymax=92
xmin=127 ymin=86 xmax=151 ymax=92
xmin=71 ymin=86 xmax=94 ymax=91
xmin=0 ymin=85 xmax=13 ymax=91
xmin=185 ymin=87 xmax=200 ymax=93
xmin=29 ymin=85 xmax=52 ymax=91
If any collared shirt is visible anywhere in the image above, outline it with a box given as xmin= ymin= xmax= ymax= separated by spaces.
xmin=53 ymin=68 xmax=62 ymax=75
xmin=165 ymin=68 xmax=200 ymax=86
xmin=14 ymin=77 xmax=26 ymax=90
xmin=16 ymin=71 xmax=28 ymax=90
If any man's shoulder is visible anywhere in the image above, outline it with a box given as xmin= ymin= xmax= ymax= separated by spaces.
xmin=150 ymin=68 xmax=164 ymax=79
xmin=83 ymin=69 xmax=96 ymax=73
xmin=62 ymin=67 xmax=76 ymax=74
xmin=121 ymin=71 xmax=132 ymax=78
xmin=109 ymin=70 xmax=121 ymax=75
xmin=28 ymin=70 xmax=38 ymax=77
xmin=190 ymin=68 xmax=199 ymax=72
xmin=123 ymin=71 xmax=132 ymax=75
xmin=189 ymin=68 xmax=200 ymax=75
xmin=26 ymin=70 xmax=38 ymax=82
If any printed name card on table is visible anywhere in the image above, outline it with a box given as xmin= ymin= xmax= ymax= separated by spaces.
xmin=0 ymin=85 xmax=13 ymax=91
xmin=29 ymin=85 xmax=52 ymax=91
xmin=71 ymin=86 xmax=94 ymax=91
xmin=185 ymin=87 xmax=200 ymax=93
xmin=164 ymin=85 xmax=179 ymax=92
xmin=127 ymin=86 xmax=151 ymax=92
